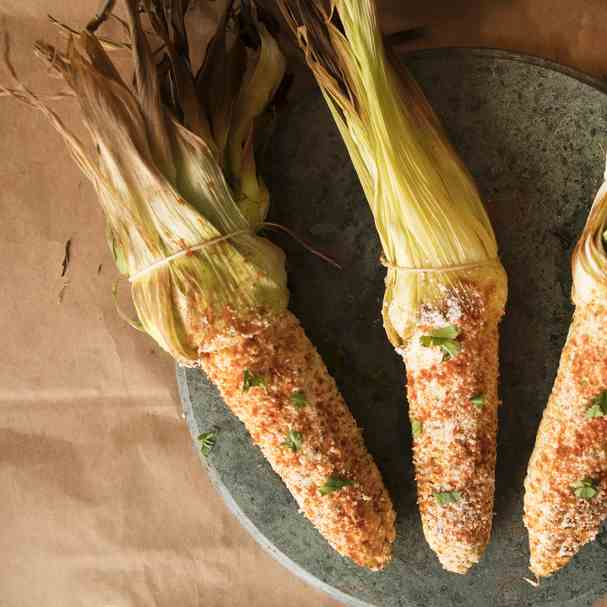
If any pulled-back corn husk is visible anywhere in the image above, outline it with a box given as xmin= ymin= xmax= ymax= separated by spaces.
xmin=278 ymin=0 xmax=507 ymax=347
xmin=572 ymin=160 xmax=607 ymax=305
xmin=202 ymin=3 xmax=286 ymax=225
xmin=27 ymin=0 xmax=290 ymax=364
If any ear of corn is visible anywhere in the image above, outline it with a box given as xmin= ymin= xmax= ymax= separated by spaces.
xmin=12 ymin=0 xmax=396 ymax=568
xmin=524 ymin=164 xmax=607 ymax=578
xmin=278 ymin=0 xmax=507 ymax=572
xmin=201 ymin=310 xmax=396 ymax=570
xmin=404 ymin=291 xmax=502 ymax=573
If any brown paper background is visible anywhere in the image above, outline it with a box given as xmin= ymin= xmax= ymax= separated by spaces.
xmin=2 ymin=2 xmax=607 ymax=606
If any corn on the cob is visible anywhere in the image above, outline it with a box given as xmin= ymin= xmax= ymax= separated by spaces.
xmin=8 ymin=0 xmax=396 ymax=569
xmin=201 ymin=310 xmax=396 ymax=569
xmin=403 ymin=279 xmax=504 ymax=573
xmin=278 ymin=0 xmax=508 ymax=573
xmin=524 ymin=174 xmax=607 ymax=578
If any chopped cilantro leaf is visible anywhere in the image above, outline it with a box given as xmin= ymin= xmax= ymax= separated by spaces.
xmin=282 ymin=430 xmax=303 ymax=453
xmin=411 ymin=419 xmax=423 ymax=437
xmin=470 ymin=394 xmax=486 ymax=409
xmin=243 ymin=369 xmax=266 ymax=392
xmin=434 ymin=490 xmax=461 ymax=505
xmin=429 ymin=325 xmax=459 ymax=339
xmin=319 ymin=476 xmax=353 ymax=496
xmin=572 ymin=478 xmax=598 ymax=500
xmin=586 ymin=390 xmax=607 ymax=418
xmin=197 ymin=431 xmax=217 ymax=457
xmin=291 ymin=390 xmax=308 ymax=409
xmin=420 ymin=326 xmax=462 ymax=361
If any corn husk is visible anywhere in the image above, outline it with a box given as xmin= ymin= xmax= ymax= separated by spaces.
xmin=196 ymin=2 xmax=286 ymax=225
xmin=25 ymin=0 xmax=290 ymax=364
xmin=572 ymin=160 xmax=607 ymax=305
xmin=278 ymin=0 xmax=507 ymax=346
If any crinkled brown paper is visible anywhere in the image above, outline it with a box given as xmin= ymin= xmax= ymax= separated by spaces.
xmin=1 ymin=1 xmax=607 ymax=605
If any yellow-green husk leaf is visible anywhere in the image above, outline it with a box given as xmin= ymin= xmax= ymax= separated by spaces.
xmin=572 ymin=161 xmax=607 ymax=305
xmin=30 ymin=2 xmax=289 ymax=365
xmin=278 ymin=0 xmax=507 ymax=346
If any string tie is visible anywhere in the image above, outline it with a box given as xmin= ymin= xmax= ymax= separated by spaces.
xmin=379 ymin=255 xmax=498 ymax=273
xmin=128 ymin=222 xmax=342 ymax=283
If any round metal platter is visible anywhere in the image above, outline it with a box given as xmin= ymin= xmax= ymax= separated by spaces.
xmin=178 ymin=49 xmax=607 ymax=607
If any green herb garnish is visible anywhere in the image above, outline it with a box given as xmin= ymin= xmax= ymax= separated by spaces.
xmin=243 ymin=369 xmax=266 ymax=392
xmin=470 ymin=394 xmax=486 ymax=409
xmin=197 ymin=431 xmax=217 ymax=457
xmin=420 ymin=325 xmax=461 ymax=361
xmin=411 ymin=419 xmax=423 ymax=437
xmin=586 ymin=390 xmax=607 ymax=418
xmin=319 ymin=476 xmax=353 ymax=496
xmin=434 ymin=490 xmax=461 ymax=505
xmin=428 ymin=325 xmax=459 ymax=339
xmin=572 ymin=478 xmax=598 ymax=500
xmin=282 ymin=430 xmax=303 ymax=453
xmin=291 ymin=390 xmax=308 ymax=409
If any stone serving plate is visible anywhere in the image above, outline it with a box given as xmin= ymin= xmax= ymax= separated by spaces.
xmin=178 ymin=49 xmax=607 ymax=607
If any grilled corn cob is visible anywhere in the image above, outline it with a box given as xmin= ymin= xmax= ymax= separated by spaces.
xmin=524 ymin=173 xmax=607 ymax=578
xmin=9 ymin=0 xmax=396 ymax=568
xmin=202 ymin=310 xmax=396 ymax=569
xmin=403 ymin=279 xmax=504 ymax=573
xmin=278 ymin=0 xmax=508 ymax=572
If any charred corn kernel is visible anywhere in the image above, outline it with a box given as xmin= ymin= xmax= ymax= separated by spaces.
xmin=277 ymin=0 xmax=508 ymax=573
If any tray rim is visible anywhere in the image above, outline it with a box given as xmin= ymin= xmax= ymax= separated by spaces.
xmin=406 ymin=46 xmax=607 ymax=95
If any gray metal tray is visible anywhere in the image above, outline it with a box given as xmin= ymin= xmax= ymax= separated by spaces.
xmin=178 ymin=49 xmax=607 ymax=607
